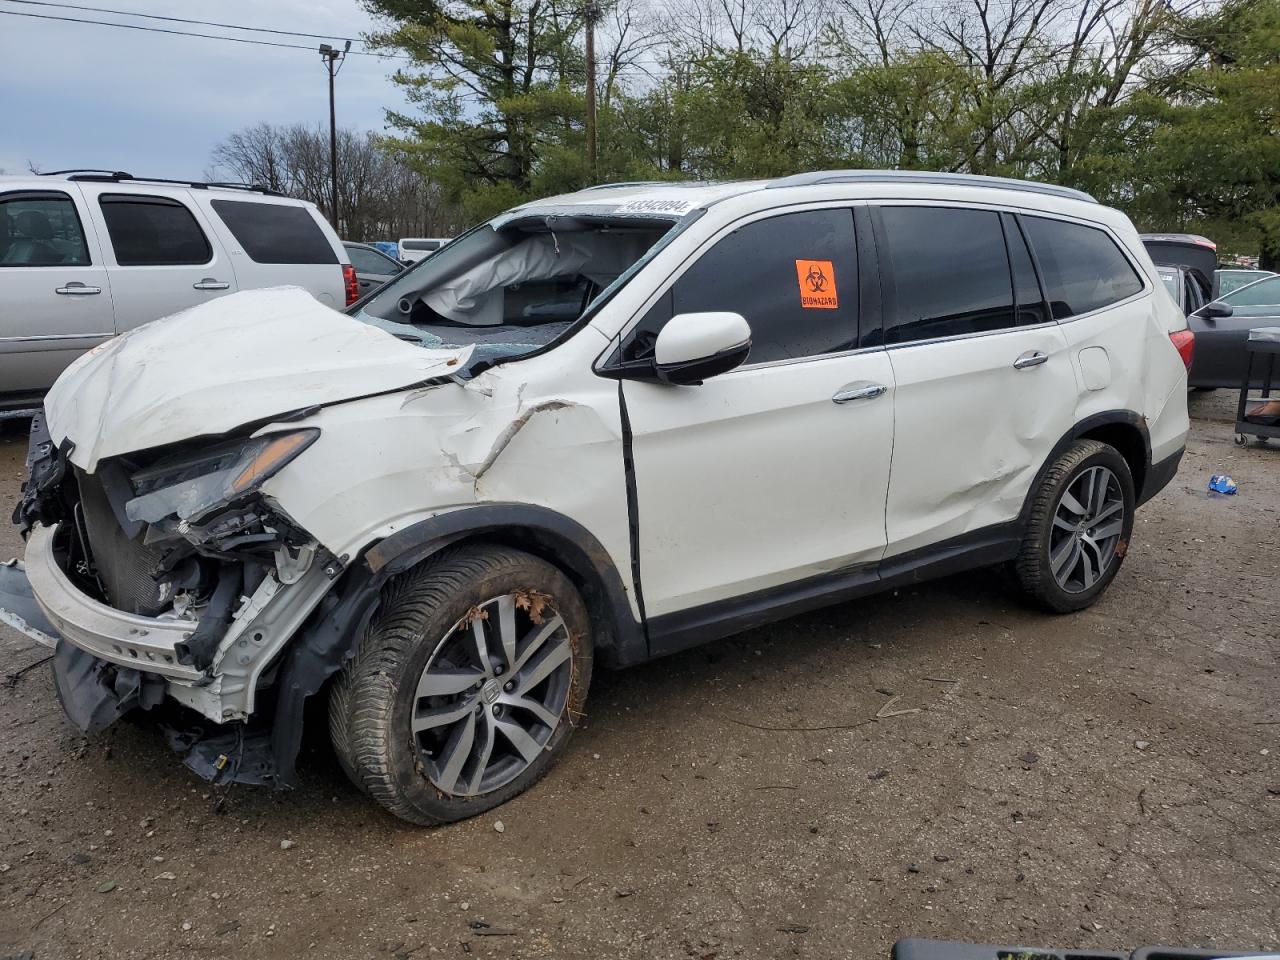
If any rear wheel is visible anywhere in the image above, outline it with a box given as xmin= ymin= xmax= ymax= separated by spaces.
xmin=1014 ymin=440 xmax=1134 ymax=613
xmin=328 ymin=546 xmax=592 ymax=825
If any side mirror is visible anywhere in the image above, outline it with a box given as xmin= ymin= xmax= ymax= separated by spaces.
xmin=1199 ymin=301 xmax=1233 ymax=319
xmin=653 ymin=311 xmax=752 ymax=385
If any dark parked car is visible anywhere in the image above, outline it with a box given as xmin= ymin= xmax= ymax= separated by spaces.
xmin=342 ymin=241 xmax=405 ymax=295
xmin=1188 ymin=274 xmax=1280 ymax=388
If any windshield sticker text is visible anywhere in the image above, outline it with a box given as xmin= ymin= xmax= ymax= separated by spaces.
xmin=613 ymin=198 xmax=695 ymax=215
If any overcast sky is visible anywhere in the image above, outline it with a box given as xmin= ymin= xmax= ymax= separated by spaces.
xmin=0 ymin=0 xmax=404 ymax=180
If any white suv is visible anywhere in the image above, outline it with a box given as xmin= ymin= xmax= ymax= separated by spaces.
xmin=0 ymin=171 xmax=355 ymax=416
xmin=4 ymin=172 xmax=1191 ymax=825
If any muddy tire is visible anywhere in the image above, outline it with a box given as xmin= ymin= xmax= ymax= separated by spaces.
xmin=327 ymin=546 xmax=593 ymax=825
xmin=1014 ymin=440 xmax=1135 ymax=613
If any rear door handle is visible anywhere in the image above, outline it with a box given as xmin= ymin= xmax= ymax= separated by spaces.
xmin=1013 ymin=351 xmax=1048 ymax=369
xmin=832 ymin=382 xmax=888 ymax=403
xmin=193 ymin=278 xmax=231 ymax=291
xmin=55 ymin=282 xmax=101 ymax=296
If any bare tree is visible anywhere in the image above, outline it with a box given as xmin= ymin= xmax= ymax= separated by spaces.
xmin=209 ymin=124 xmax=460 ymax=240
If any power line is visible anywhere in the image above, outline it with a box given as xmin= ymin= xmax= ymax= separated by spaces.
xmin=1 ymin=0 xmax=359 ymax=43
xmin=0 ymin=5 xmax=415 ymax=58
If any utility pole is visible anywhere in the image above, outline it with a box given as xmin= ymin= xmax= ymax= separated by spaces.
xmin=584 ymin=1 xmax=600 ymax=184
xmin=318 ymin=40 xmax=350 ymax=231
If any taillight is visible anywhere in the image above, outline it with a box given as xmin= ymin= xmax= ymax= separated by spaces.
xmin=1170 ymin=329 xmax=1195 ymax=372
xmin=342 ymin=264 xmax=359 ymax=306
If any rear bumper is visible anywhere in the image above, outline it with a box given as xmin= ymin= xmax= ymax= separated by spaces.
xmin=1138 ymin=447 xmax=1184 ymax=506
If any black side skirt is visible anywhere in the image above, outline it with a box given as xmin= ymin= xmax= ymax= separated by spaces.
xmin=646 ymin=521 xmax=1022 ymax=659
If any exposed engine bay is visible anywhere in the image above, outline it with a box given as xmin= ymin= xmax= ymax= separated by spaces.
xmin=14 ymin=417 xmax=333 ymax=671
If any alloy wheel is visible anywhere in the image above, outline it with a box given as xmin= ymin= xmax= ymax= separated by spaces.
xmin=1049 ymin=465 xmax=1125 ymax=594
xmin=411 ymin=594 xmax=573 ymax=797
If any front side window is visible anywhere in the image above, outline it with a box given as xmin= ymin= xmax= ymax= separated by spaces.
xmin=1218 ymin=271 xmax=1273 ymax=296
xmin=624 ymin=209 xmax=859 ymax=365
xmin=1022 ymin=216 xmax=1143 ymax=319
xmin=99 ymin=194 xmax=211 ymax=266
xmin=0 ymin=192 xmax=90 ymax=267
xmin=1221 ymin=275 xmax=1280 ymax=307
xmin=211 ymin=199 xmax=337 ymax=265
xmin=878 ymin=206 xmax=1016 ymax=343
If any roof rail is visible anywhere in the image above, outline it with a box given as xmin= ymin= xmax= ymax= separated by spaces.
xmin=44 ymin=170 xmax=283 ymax=197
xmin=44 ymin=168 xmax=130 ymax=177
xmin=578 ymin=181 xmax=670 ymax=192
xmin=766 ymin=169 xmax=1097 ymax=203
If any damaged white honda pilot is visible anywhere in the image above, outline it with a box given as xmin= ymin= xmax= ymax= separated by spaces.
xmin=3 ymin=172 xmax=1191 ymax=824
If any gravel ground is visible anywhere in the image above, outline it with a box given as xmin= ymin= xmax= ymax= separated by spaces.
xmin=0 ymin=390 xmax=1276 ymax=960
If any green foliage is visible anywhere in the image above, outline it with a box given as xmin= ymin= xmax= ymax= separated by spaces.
xmin=360 ymin=0 xmax=1280 ymax=258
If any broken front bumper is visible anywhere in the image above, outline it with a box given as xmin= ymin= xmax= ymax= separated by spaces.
xmin=6 ymin=521 xmax=338 ymax=727
xmin=23 ymin=523 xmax=202 ymax=681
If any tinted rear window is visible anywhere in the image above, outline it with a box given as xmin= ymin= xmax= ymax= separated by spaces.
xmin=210 ymin=199 xmax=336 ymax=264
xmin=878 ymin=206 xmax=1016 ymax=343
xmin=1023 ymin=216 xmax=1143 ymax=319
xmin=403 ymin=240 xmax=441 ymax=251
xmin=99 ymin=195 xmax=211 ymax=266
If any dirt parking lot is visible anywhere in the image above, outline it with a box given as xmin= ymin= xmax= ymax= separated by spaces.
xmin=0 ymin=391 xmax=1277 ymax=960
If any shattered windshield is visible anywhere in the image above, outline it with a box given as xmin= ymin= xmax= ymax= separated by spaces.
xmin=354 ymin=214 xmax=678 ymax=370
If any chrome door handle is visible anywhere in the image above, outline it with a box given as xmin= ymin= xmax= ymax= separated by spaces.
xmin=832 ymin=382 xmax=888 ymax=403
xmin=193 ymin=278 xmax=230 ymax=291
xmin=1013 ymin=351 xmax=1048 ymax=369
xmin=55 ymin=282 xmax=101 ymax=296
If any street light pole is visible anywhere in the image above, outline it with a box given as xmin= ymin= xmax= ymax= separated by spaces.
xmin=318 ymin=41 xmax=349 ymax=231
xmin=584 ymin=1 xmax=600 ymax=184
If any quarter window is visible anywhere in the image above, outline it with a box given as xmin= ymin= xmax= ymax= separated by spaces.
xmin=878 ymin=206 xmax=1016 ymax=343
xmin=624 ymin=209 xmax=858 ymax=365
xmin=99 ymin=195 xmax=212 ymax=266
xmin=1022 ymin=216 xmax=1143 ymax=319
xmin=0 ymin=192 xmax=91 ymax=267
xmin=211 ymin=199 xmax=337 ymax=264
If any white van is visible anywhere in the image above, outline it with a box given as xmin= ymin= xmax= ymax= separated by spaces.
xmin=0 ymin=172 xmax=355 ymax=415
xmin=397 ymin=237 xmax=450 ymax=263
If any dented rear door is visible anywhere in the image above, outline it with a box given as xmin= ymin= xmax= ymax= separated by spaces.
xmin=874 ymin=205 xmax=1078 ymax=555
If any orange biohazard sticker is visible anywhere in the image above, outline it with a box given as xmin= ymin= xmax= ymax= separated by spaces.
xmin=795 ymin=259 xmax=838 ymax=309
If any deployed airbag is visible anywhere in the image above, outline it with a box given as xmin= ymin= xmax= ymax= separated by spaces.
xmin=421 ymin=233 xmax=652 ymax=325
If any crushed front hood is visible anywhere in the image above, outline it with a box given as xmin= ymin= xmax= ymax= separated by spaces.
xmin=45 ymin=287 xmax=468 ymax=470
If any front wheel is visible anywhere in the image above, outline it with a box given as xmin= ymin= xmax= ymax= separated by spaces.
xmin=1014 ymin=439 xmax=1135 ymax=613
xmin=328 ymin=546 xmax=593 ymax=825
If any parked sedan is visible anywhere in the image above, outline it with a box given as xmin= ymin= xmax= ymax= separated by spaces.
xmin=1189 ymin=274 xmax=1280 ymax=388
xmin=343 ymin=241 xmax=405 ymax=295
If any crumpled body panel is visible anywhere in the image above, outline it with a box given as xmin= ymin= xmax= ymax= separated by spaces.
xmin=43 ymin=287 xmax=468 ymax=470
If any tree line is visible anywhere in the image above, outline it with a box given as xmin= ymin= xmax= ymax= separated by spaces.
xmin=213 ymin=0 xmax=1280 ymax=263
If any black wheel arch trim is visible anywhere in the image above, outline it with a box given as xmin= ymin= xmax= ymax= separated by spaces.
xmin=267 ymin=503 xmax=643 ymax=788
xmin=1020 ymin=410 xmax=1155 ymax=522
